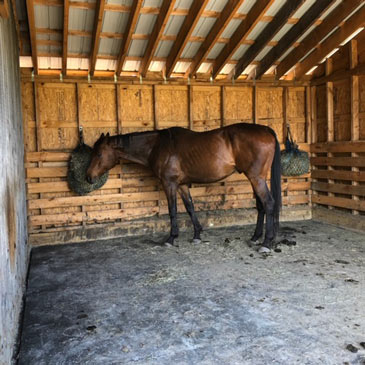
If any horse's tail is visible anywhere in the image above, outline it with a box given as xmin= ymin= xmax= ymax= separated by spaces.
xmin=270 ymin=133 xmax=282 ymax=235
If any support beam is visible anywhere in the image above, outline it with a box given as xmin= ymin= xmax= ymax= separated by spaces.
xmin=89 ymin=0 xmax=105 ymax=76
xmin=25 ymin=0 xmax=38 ymax=73
xmin=188 ymin=0 xmax=245 ymax=77
xmin=255 ymin=0 xmax=334 ymax=79
xmin=140 ymin=0 xmax=176 ymax=77
xmin=234 ymin=0 xmax=305 ymax=80
xmin=0 ymin=0 xmax=9 ymax=18
xmin=165 ymin=0 xmax=209 ymax=78
xmin=212 ymin=0 xmax=274 ymax=79
xmin=295 ymin=4 xmax=365 ymax=79
xmin=276 ymin=0 xmax=363 ymax=79
xmin=116 ymin=0 xmax=143 ymax=75
xmin=62 ymin=0 xmax=69 ymax=75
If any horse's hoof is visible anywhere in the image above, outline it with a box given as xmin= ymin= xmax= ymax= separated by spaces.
xmin=258 ymin=246 xmax=271 ymax=254
xmin=191 ymin=238 xmax=201 ymax=244
xmin=250 ymin=238 xmax=261 ymax=246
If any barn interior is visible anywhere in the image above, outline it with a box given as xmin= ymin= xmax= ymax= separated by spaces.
xmin=1 ymin=0 xmax=364 ymax=363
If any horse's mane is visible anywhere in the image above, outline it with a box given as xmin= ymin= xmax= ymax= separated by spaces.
xmin=111 ymin=130 xmax=161 ymax=149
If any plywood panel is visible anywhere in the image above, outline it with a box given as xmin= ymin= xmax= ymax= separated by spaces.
xmin=224 ymin=86 xmax=252 ymax=124
xmin=359 ymin=76 xmax=365 ymax=140
xmin=333 ymin=79 xmax=351 ymax=141
xmin=155 ymin=85 xmax=188 ymax=129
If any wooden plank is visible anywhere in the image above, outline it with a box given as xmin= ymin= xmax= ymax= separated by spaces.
xmin=116 ymin=0 xmax=143 ymax=75
xmin=140 ymin=0 xmax=176 ymax=77
xmin=165 ymin=0 xmax=210 ymax=78
xmin=233 ymin=0 xmax=305 ymax=80
xmin=295 ymin=4 xmax=365 ymax=79
xmin=311 ymin=156 xmax=365 ymax=167
xmin=312 ymin=195 xmax=365 ymax=211
xmin=310 ymin=141 xmax=365 ymax=153
xmin=311 ymin=169 xmax=365 ymax=182
xmin=27 ymin=165 xmax=121 ymax=178
xmin=212 ymin=0 xmax=274 ymax=79
xmin=26 ymin=152 xmax=70 ymax=162
xmin=311 ymin=181 xmax=365 ymax=197
xmin=276 ymin=0 xmax=363 ymax=79
xmin=25 ymin=0 xmax=38 ymax=73
xmin=0 ymin=0 xmax=10 ymax=18
xmin=89 ymin=0 xmax=106 ymax=76
xmin=255 ymin=0 xmax=334 ymax=79
xmin=187 ymin=0 xmax=245 ymax=77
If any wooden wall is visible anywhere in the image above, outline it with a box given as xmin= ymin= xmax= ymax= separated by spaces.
xmin=21 ymin=79 xmax=311 ymax=245
xmin=310 ymin=33 xmax=365 ymax=227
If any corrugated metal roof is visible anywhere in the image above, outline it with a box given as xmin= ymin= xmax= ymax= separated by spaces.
xmin=142 ymin=0 xmax=163 ymax=7
xmin=106 ymin=0 xmax=133 ymax=6
xmin=181 ymin=41 xmax=201 ymax=58
xmin=34 ymin=5 xmax=62 ymax=30
xmin=231 ymin=44 xmax=251 ymax=61
xmin=69 ymin=8 xmax=95 ymax=32
xmin=271 ymin=23 xmax=294 ymax=42
xmin=174 ymin=0 xmax=193 ymax=10
xmin=207 ymin=43 xmax=225 ymax=59
xmin=98 ymin=38 xmax=122 ymax=56
xmin=191 ymin=17 xmax=216 ymax=38
xmin=237 ymin=1 xmax=256 ymax=15
xmin=102 ymin=11 xmax=130 ymax=33
xmin=128 ymin=39 xmax=148 ymax=57
xmin=221 ymin=19 xmax=242 ymax=39
xmin=155 ymin=40 xmax=174 ymax=58
xmin=205 ymin=0 xmax=228 ymax=13
xmin=68 ymin=35 xmax=92 ymax=55
xmin=135 ymin=14 xmax=157 ymax=34
xmin=163 ymin=15 xmax=185 ymax=36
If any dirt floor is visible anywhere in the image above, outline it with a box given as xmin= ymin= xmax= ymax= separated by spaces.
xmin=18 ymin=220 xmax=365 ymax=365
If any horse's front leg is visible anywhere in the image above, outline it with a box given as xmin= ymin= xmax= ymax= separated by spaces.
xmin=162 ymin=181 xmax=179 ymax=247
xmin=178 ymin=184 xmax=202 ymax=244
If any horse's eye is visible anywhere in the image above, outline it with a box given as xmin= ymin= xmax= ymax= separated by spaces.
xmin=97 ymin=153 xmax=102 ymax=158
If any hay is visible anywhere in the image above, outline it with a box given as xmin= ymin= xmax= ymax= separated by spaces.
xmin=281 ymin=149 xmax=310 ymax=176
xmin=67 ymin=143 xmax=109 ymax=195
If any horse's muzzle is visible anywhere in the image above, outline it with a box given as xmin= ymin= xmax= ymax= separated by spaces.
xmin=86 ymin=176 xmax=94 ymax=184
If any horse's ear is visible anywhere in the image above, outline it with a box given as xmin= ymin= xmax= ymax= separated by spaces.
xmin=100 ymin=133 xmax=105 ymax=139
xmin=106 ymin=132 xmax=110 ymax=138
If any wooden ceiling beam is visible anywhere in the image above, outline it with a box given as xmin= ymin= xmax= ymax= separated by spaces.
xmin=234 ymin=0 xmax=305 ymax=80
xmin=295 ymin=4 xmax=365 ymax=79
xmin=187 ymin=0 xmax=245 ymax=77
xmin=212 ymin=0 xmax=274 ymax=79
xmin=62 ymin=0 xmax=69 ymax=75
xmin=116 ymin=0 xmax=143 ymax=75
xmin=255 ymin=0 xmax=334 ymax=79
xmin=140 ymin=0 xmax=176 ymax=77
xmin=25 ymin=0 xmax=38 ymax=74
xmin=89 ymin=0 xmax=106 ymax=76
xmin=165 ymin=0 xmax=209 ymax=78
xmin=276 ymin=0 xmax=363 ymax=79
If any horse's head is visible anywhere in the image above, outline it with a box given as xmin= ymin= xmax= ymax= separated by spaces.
xmin=86 ymin=133 xmax=116 ymax=184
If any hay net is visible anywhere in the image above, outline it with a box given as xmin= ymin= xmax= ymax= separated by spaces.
xmin=68 ymin=142 xmax=109 ymax=196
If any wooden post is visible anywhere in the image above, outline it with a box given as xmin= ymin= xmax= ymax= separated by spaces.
xmin=153 ymin=84 xmax=159 ymax=130
xmin=115 ymin=84 xmax=124 ymax=215
xmin=282 ymin=87 xmax=288 ymax=198
xmin=326 ymin=59 xmax=334 ymax=209
xmin=252 ymin=84 xmax=257 ymax=124
xmin=221 ymin=86 xmax=226 ymax=127
xmin=188 ymin=85 xmax=193 ymax=130
xmin=349 ymin=39 xmax=359 ymax=215
xmin=310 ymin=85 xmax=317 ymax=206
xmin=305 ymin=86 xmax=312 ymax=208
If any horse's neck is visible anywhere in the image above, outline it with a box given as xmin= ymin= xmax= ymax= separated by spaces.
xmin=113 ymin=132 xmax=158 ymax=167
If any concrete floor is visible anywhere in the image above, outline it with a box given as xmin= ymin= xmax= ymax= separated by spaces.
xmin=18 ymin=221 xmax=365 ymax=365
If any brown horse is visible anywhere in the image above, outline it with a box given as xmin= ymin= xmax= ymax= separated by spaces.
xmin=86 ymin=123 xmax=281 ymax=252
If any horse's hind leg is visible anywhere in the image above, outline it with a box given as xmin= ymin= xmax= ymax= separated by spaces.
xmin=161 ymin=181 xmax=179 ymax=246
xmin=179 ymin=185 xmax=202 ymax=244
xmin=249 ymin=177 xmax=276 ymax=251
xmin=251 ymin=192 xmax=265 ymax=243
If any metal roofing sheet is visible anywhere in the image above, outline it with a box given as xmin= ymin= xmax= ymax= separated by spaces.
xmin=271 ymin=23 xmax=293 ymax=42
xmin=102 ymin=11 xmax=130 ymax=33
xmin=68 ymin=35 xmax=92 ymax=54
xmin=164 ymin=15 xmax=186 ymax=36
xmin=123 ymin=60 xmax=140 ymax=71
xmin=181 ymin=41 xmax=201 ymax=58
xmin=155 ymin=40 xmax=174 ymax=58
xmin=197 ymin=62 xmax=212 ymax=73
xmin=98 ymin=38 xmax=122 ymax=56
xmin=37 ymin=45 xmax=61 ymax=55
xmin=191 ymin=17 xmax=216 ymax=37
xmin=106 ymin=0 xmax=133 ymax=5
xmin=38 ymin=56 xmax=62 ymax=69
xmin=255 ymin=45 xmax=273 ymax=61
xmin=135 ymin=14 xmax=157 ymax=34
xmin=69 ymin=8 xmax=95 ymax=32
xmin=246 ymin=21 xmax=267 ymax=40
xmin=149 ymin=60 xmax=164 ymax=72
xmin=237 ymin=0 xmax=256 ymax=15
xmin=291 ymin=0 xmax=317 ymax=18
xmin=174 ymin=61 xmax=190 ymax=73
xmin=67 ymin=57 xmax=89 ymax=70
xmin=220 ymin=63 xmax=235 ymax=75
xmin=205 ymin=0 xmax=228 ymax=12
xmin=174 ymin=0 xmax=193 ymax=10
xmin=95 ymin=59 xmax=117 ymax=71
xmin=320 ymin=0 xmax=342 ymax=19
xmin=221 ymin=19 xmax=242 ymax=39
xmin=128 ymin=40 xmax=148 ymax=57
xmin=34 ymin=5 xmax=63 ymax=30
xmin=142 ymin=0 xmax=163 ymax=7
xmin=207 ymin=42 xmax=225 ymax=59
xmin=265 ymin=0 xmax=285 ymax=17
xmin=231 ymin=44 xmax=251 ymax=60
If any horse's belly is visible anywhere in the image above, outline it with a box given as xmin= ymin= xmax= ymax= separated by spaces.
xmin=184 ymin=163 xmax=236 ymax=184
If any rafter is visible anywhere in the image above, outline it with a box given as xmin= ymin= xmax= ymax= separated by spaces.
xmin=234 ymin=0 xmax=305 ymax=80
xmin=295 ymin=4 xmax=365 ymax=79
xmin=254 ymin=0 xmax=334 ymax=79
xmin=188 ymin=0 xmax=245 ymax=77
xmin=212 ymin=0 xmax=274 ymax=79
xmin=276 ymin=0 xmax=363 ymax=79
xmin=165 ymin=0 xmax=209 ymax=78
xmin=89 ymin=0 xmax=105 ymax=76
xmin=62 ymin=0 xmax=69 ymax=75
xmin=140 ymin=0 xmax=176 ymax=77
xmin=25 ymin=0 xmax=38 ymax=73
xmin=116 ymin=0 xmax=143 ymax=75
